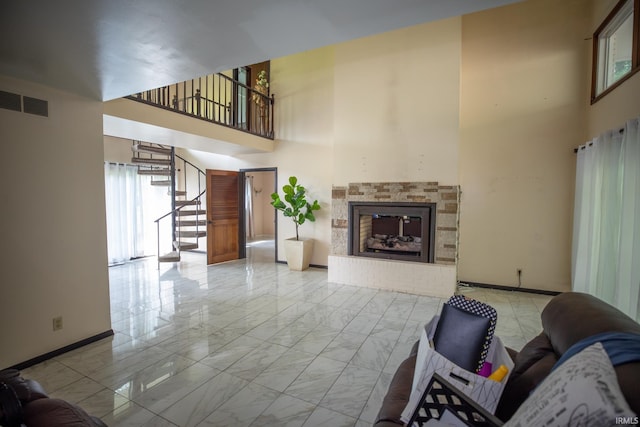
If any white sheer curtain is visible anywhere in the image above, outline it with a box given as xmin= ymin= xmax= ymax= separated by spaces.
xmin=572 ymin=116 xmax=640 ymax=321
xmin=245 ymin=175 xmax=256 ymax=240
xmin=104 ymin=163 xmax=145 ymax=264
xmin=104 ymin=163 xmax=169 ymax=265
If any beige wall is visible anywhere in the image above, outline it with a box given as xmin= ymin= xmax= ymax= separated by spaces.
xmin=588 ymin=72 xmax=640 ymax=137
xmin=333 ymin=17 xmax=461 ymax=185
xmin=458 ymin=0 xmax=591 ymax=292
xmin=0 ymin=76 xmax=111 ymax=368
xmin=104 ymin=135 xmax=135 ymax=163
xmin=266 ymin=47 xmax=335 ymax=262
xmin=248 ymin=171 xmax=276 ymax=237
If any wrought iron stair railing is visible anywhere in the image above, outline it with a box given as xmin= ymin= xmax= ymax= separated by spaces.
xmin=126 ymin=73 xmax=274 ymax=139
xmin=131 ymin=141 xmax=207 ymax=268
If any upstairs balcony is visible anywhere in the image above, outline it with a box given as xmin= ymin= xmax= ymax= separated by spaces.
xmin=125 ymin=72 xmax=274 ymax=140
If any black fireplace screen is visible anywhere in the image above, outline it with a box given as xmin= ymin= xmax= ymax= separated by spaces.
xmin=348 ymin=202 xmax=436 ymax=263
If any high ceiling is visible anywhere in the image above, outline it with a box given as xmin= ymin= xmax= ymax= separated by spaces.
xmin=1 ymin=0 xmax=521 ymax=101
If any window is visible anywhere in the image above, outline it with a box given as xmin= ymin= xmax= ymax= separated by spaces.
xmin=592 ymin=0 xmax=640 ymax=103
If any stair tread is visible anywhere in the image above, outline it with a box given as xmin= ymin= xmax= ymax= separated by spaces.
xmin=158 ymin=251 xmax=180 ymax=262
xmin=151 ymin=180 xmax=172 ymax=186
xmin=132 ymin=144 xmax=172 ymax=156
xmin=177 ymin=231 xmax=207 ymax=238
xmin=132 ymin=157 xmax=171 ymax=166
xmin=138 ymin=168 xmax=171 ymax=176
xmin=174 ymin=241 xmax=199 ymax=250
xmin=176 ymin=209 xmax=207 ymax=216
xmin=175 ymin=200 xmax=201 ymax=206
xmin=177 ymin=220 xmax=208 ymax=226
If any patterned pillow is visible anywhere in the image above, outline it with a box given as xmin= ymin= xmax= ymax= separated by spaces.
xmin=505 ymin=342 xmax=636 ymax=426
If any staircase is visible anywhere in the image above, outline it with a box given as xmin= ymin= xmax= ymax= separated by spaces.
xmin=131 ymin=141 xmax=206 ymax=266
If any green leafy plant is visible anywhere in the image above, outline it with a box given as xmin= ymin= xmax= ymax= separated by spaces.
xmin=271 ymin=176 xmax=321 ymax=240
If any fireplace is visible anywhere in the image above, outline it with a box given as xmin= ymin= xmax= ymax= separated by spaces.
xmin=329 ymin=182 xmax=459 ymax=297
xmin=348 ymin=202 xmax=435 ymax=263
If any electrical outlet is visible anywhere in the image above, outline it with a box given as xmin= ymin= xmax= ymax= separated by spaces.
xmin=52 ymin=316 xmax=63 ymax=331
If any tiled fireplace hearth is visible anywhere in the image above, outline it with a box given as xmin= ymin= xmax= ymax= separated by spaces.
xmin=328 ymin=182 xmax=460 ymax=297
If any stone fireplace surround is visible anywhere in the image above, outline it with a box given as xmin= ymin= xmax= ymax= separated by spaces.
xmin=328 ymin=182 xmax=460 ymax=297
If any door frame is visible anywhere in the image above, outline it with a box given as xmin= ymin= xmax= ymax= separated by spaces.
xmin=239 ymin=167 xmax=278 ymax=263
xmin=232 ymin=67 xmax=250 ymax=131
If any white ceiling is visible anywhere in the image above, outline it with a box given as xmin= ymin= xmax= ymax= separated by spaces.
xmin=1 ymin=0 xmax=521 ymax=101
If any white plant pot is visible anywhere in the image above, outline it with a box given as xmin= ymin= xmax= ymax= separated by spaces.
xmin=284 ymin=237 xmax=314 ymax=271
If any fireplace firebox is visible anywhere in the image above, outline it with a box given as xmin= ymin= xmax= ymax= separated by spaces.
xmin=348 ymin=202 xmax=436 ymax=263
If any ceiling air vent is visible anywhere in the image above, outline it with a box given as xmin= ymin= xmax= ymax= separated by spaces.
xmin=23 ymin=96 xmax=48 ymax=117
xmin=0 ymin=90 xmax=22 ymax=112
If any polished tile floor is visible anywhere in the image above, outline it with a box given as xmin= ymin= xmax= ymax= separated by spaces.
xmin=22 ymin=240 xmax=552 ymax=426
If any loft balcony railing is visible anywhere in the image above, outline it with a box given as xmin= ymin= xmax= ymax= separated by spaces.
xmin=126 ymin=73 xmax=274 ymax=139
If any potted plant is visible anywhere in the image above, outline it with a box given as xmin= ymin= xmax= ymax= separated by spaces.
xmin=271 ymin=176 xmax=321 ymax=270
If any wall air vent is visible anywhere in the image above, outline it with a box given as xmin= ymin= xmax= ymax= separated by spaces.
xmin=23 ymin=96 xmax=48 ymax=117
xmin=0 ymin=90 xmax=22 ymax=112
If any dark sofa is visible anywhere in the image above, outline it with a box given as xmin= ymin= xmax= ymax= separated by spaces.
xmin=374 ymin=291 xmax=640 ymax=425
xmin=0 ymin=369 xmax=107 ymax=427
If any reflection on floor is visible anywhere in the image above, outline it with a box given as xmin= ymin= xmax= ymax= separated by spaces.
xmin=22 ymin=241 xmax=552 ymax=426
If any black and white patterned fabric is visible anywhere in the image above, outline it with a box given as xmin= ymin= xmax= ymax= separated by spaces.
xmin=407 ymin=373 xmax=503 ymax=427
xmin=446 ymin=295 xmax=497 ymax=373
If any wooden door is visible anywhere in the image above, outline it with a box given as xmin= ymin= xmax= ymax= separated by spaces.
xmin=206 ymin=169 xmax=240 ymax=264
